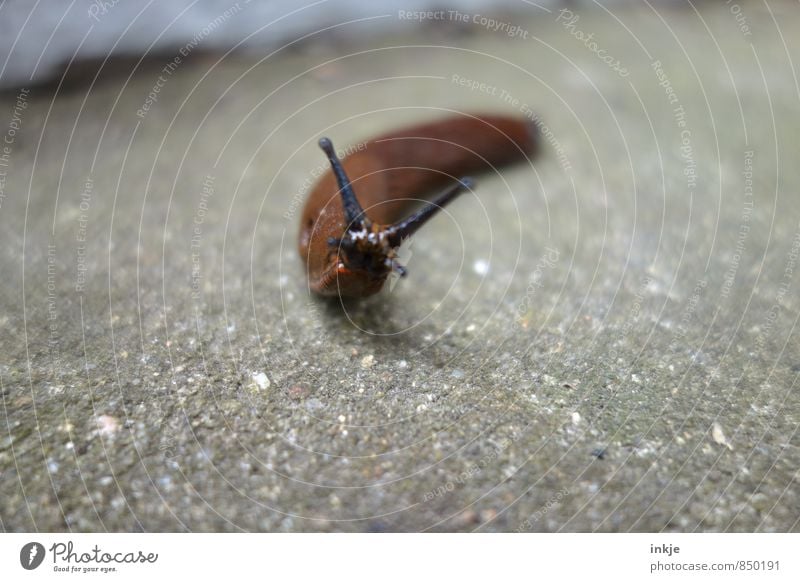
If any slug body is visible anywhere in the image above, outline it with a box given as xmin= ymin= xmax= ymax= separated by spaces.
xmin=299 ymin=114 xmax=538 ymax=297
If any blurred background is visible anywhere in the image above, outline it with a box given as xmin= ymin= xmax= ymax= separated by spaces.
xmin=0 ymin=0 xmax=670 ymax=90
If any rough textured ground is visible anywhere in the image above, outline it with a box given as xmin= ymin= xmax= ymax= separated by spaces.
xmin=2 ymin=2 xmax=799 ymax=532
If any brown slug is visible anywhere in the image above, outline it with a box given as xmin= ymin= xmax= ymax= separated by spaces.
xmin=298 ymin=113 xmax=538 ymax=297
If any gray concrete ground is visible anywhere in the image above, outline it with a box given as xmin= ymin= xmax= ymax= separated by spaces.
xmin=2 ymin=2 xmax=799 ymax=532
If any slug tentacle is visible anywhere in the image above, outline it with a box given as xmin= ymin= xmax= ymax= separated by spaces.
xmin=384 ymin=177 xmax=474 ymax=248
xmin=318 ymin=137 xmax=370 ymax=231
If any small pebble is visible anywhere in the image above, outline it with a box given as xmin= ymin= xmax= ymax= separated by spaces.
xmin=711 ymin=422 xmax=733 ymax=450
xmin=305 ymin=398 xmax=324 ymax=411
xmin=287 ymin=384 xmax=310 ymax=400
xmin=361 ymin=355 xmax=375 ymax=369
xmin=252 ymin=372 xmax=270 ymax=391
xmin=95 ymin=415 xmax=120 ymax=436
xmin=454 ymin=510 xmax=479 ymax=526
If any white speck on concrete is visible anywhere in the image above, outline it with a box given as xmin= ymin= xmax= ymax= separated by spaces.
xmin=473 ymin=259 xmax=490 ymax=275
xmin=95 ymin=415 xmax=120 ymax=436
xmin=711 ymin=422 xmax=733 ymax=450
xmin=252 ymin=372 xmax=270 ymax=391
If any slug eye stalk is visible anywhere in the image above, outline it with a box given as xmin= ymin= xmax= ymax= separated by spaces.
xmin=382 ymin=177 xmax=474 ymax=247
xmin=319 ymin=137 xmax=473 ymax=240
xmin=318 ymin=137 xmax=369 ymax=231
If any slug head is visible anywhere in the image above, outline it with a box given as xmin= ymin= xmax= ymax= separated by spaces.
xmin=318 ymin=136 xmax=474 ymax=285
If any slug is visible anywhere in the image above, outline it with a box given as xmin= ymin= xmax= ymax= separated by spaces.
xmin=298 ymin=114 xmax=538 ymax=297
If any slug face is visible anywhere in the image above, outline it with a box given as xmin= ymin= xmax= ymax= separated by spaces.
xmin=316 ymin=136 xmax=473 ymax=296
xmin=328 ymin=223 xmax=405 ymax=280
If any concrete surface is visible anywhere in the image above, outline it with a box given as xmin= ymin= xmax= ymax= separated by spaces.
xmin=1 ymin=1 xmax=799 ymax=532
